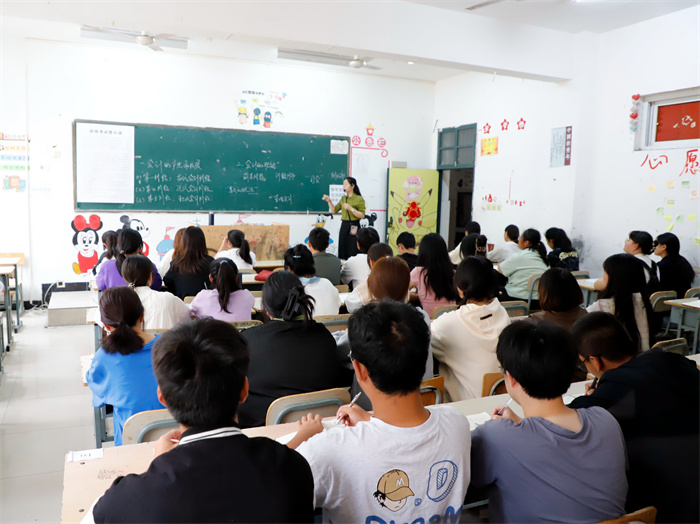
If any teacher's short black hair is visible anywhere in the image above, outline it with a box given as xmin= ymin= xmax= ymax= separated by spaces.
xmin=357 ymin=227 xmax=380 ymax=254
xmin=152 ymin=318 xmax=250 ymax=428
xmin=308 ymin=227 xmax=330 ymax=251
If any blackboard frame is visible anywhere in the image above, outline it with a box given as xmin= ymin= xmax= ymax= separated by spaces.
xmin=72 ymin=119 xmax=350 ymax=213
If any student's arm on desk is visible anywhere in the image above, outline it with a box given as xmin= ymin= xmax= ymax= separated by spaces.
xmin=286 ymin=414 xmax=324 ymax=449
xmin=85 ymin=352 xmax=108 ymax=407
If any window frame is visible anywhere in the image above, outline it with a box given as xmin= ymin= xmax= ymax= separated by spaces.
xmin=636 ymin=87 xmax=700 ymax=151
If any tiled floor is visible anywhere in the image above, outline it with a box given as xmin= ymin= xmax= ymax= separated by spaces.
xmin=0 ymin=309 xmax=96 ymax=523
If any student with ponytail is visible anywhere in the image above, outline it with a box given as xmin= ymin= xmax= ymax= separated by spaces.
xmin=238 ymin=271 xmax=351 ymax=428
xmin=216 ymin=229 xmax=256 ymax=270
xmin=122 ymin=255 xmax=190 ymax=330
xmin=96 ymin=228 xmax=162 ymax=291
xmin=190 ymin=258 xmax=255 ymax=321
xmin=85 ymin=287 xmax=163 ymax=445
xmin=498 ymin=228 xmax=548 ymax=306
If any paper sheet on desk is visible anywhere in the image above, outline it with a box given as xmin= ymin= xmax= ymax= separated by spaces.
xmin=276 ymin=419 xmax=345 ymax=445
xmin=683 ymin=299 xmax=700 ymax=309
xmin=466 ymin=412 xmax=492 ymax=431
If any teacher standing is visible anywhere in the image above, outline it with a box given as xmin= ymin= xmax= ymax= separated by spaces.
xmin=322 ymin=177 xmax=366 ymax=260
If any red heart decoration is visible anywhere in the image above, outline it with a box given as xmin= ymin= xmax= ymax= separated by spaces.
xmin=632 ymin=94 xmax=641 ymax=100
xmin=630 ymin=113 xmax=638 ymax=119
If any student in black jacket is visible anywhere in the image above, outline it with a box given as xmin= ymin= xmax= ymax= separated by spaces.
xmin=570 ymin=312 xmax=699 ymax=524
xmin=654 ymin=232 xmax=696 ymax=298
xmin=87 ymin=318 xmax=314 ymax=523
xmin=163 ymin=226 xmax=214 ymax=300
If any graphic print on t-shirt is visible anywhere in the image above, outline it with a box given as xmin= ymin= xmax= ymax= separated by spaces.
xmin=373 ymin=470 xmax=414 ymax=512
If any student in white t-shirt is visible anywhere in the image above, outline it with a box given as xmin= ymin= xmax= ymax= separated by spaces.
xmin=340 ymin=227 xmax=379 ymax=290
xmin=487 ymin=224 xmax=521 ymax=264
xmin=215 ymin=229 xmax=256 ymax=270
xmin=284 ymin=244 xmax=340 ymax=316
xmin=288 ymin=301 xmax=471 ymax=524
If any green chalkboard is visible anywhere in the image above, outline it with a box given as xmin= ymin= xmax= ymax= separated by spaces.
xmin=73 ymin=120 xmax=350 ymax=212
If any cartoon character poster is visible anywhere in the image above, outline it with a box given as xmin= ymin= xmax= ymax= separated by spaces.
xmin=71 ymin=214 xmax=103 ymax=274
xmin=386 ymin=169 xmax=440 ymax=253
xmin=120 ymin=215 xmax=151 ymax=256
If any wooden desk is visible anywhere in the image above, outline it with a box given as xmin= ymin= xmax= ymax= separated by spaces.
xmin=0 ymin=266 xmax=15 ymax=352
xmin=577 ymin=278 xmax=599 ymax=307
xmin=664 ymin=298 xmax=700 ymax=353
xmin=254 ymin=259 xmax=285 ymax=271
xmin=0 ymin=256 xmax=22 ymax=336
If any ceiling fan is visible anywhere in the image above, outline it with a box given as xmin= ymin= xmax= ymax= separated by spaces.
xmin=81 ymin=25 xmax=188 ymax=51
xmin=277 ymin=48 xmax=382 ymax=70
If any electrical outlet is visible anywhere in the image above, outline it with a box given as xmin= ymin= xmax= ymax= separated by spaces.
xmin=57 ymin=281 xmax=65 ymax=288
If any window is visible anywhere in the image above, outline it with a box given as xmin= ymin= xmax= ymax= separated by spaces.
xmin=437 ymin=124 xmax=476 ymax=169
xmin=636 ymin=87 xmax=700 ymax=150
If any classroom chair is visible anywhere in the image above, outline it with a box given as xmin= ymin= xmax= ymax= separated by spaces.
xmin=315 ymin=313 xmax=352 ymax=333
xmin=431 ymin=305 xmax=458 ymax=320
xmin=651 ymin=338 xmax=689 ymax=356
xmin=144 ymin=328 xmax=170 ymax=336
xmin=595 ymin=506 xmax=657 ymax=524
xmin=229 ymin=319 xmax=263 ymax=331
xmin=122 ymin=409 xmax=178 ymax=445
xmin=500 ymin=300 xmax=529 ymax=317
xmin=481 ymin=372 xmax=506 ymax=397
xmin=686 ymin=287 xmax=700 ymax=299
xmin=570 ymin=270 xmax=590 ymax=280
xmin=183 ymin=296 xmax=195 ymax=304
xmin=334 ymin=284 xmax=349 ymax=293
xmin=251 ymin=290 xmax=263 ymax=298
xmin=525 ymin=273 xmax=543 ymax=311
xmin=265 ymin=388 xmax=351 ymax=426
xmin=419 ymin=376 xmax=444 ymax=406
xmin=0 ymin=252 xmax=25 ymax=329
xmin=650 ymin=290 xmax=676 ymax=313
xmin=664 ymin=287 xmax=700 ymax=336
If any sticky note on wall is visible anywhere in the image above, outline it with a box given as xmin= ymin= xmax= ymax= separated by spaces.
xmin=648 ymin=184 xmax=656 ymax=192
xmin=667 ymin=199 xmax=675 ymax=206
xmin=667 ymin=223 xmax=674 ymax=232
xmin=691 ymin=190 xmax=699 ymax=199
xmin=682 ymin=181 xmax=691 ymax=189
xmin=664 ymin=215 xmax=673 ymax=222
xmin=677 ymin=215 xmax=685 ymax=223
xmin=695 ymin=237 xmax=700 ymax=246
xmin=656 ymin=207 xmax=664 ymax=215
xmin=666 ymin=180 xmax=675 ymax=189
xmin=689 ymin=213 xmax=697 ymax=222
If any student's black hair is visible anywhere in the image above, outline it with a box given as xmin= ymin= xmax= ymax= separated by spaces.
xmin=344 ymin=176 xmax=362 ymax=196
xmin=209 ymin=258 xmax=242 ymax=313
xmin=262 ymin=271 xmax=315 ymax=321
xmin=99 ymin=287 xmax=144 ymax=355
xmin=415 ymin=233 xmax=459 ymax=302
xmin=545 ymin=227 xmax=574 ymax=251
xmin=628 ymin=230 xmax=654 ymax=255
xmin=538 ymin=267 xmax=583 ymax=312
xmin=121 ymin=255 xmax=154 ymax=288
xmin=521 ymin=228 xmax=548 ymax=266
xmin=170 ymin=226 xmax=210 ymax=276
xmin=504 ymin=225 xmax=519 ymax=242
xmin=357 ymin=227 xmax=380 ymax=254
xmin=367 ymin=242 xmax=393 ymax=266
xmin=454 ymin=257 xmax=496 ymax=304
xmin=465 ymin=221 xmax=481 ymax=235
xmin=655 ymin=232 xmax=681 ymax=256
xmin=600 ymin=253 xmax=653 ymax=350
xmin=496 ymin=320 xmax=578 ymax=399
xmin=227 ymin=229 xmax=253 ymax=265
xmin=396 ymin=232 xmax=416 ymax=249
xmin=348 ymin=300 xmax=430 ymax=395
xmin=308 ymin=227 xmax=330 ymax=252
xmin=152 ymin=318 xmax=250 ymax=427
xmin=284 ymin=244 xmax=316 ymax=277
xmin=115 ymin=228 xmax=144 ymax=276
xmin=101 ymin=230 xmax=119 ymax=259
xmin=459 ymin=233 xmax=488 ymax=259
xmin=571 ymin=312 xmax=640 ymax=363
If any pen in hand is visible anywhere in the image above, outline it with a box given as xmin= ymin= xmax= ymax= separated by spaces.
xmin=496 ymin=398 xmax=513 ymax=417
xmin=336 ymin=392 xmax=362 ymax=425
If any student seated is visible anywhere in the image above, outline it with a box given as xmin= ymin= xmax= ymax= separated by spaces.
xmin=163 ymin=226 xmax=214 ymax=300
xmin=396 ymin=231 xmax=418 ymax=270
xmin=307 ymin=226 xmax=341 ymax=285
xmin=289 ymin=301 xmax=471 ymax=524
xmin=237 ymin=272 xmax=351 ymax=428
xmin=431 ymin=256 xmax=510 ymax=401
xmin=570 ymin=312 xmax=699 ymax=523
xmin=448 ymin=220 xmax=480 ymax=264
xmin=545 ymin=227 xmax=579 ymax=271
xmin=459 ymin=233 xmax=488 ymax=259
xmin=121 ymin=255 xmax=191 ymax=330
xmin=587 ymin=253 xmax=653 ymax=351
xmin=487 ymin=224 xmax=521 ymax=264
xmin=530 ymin=267 xmax=587 ymax=331
xmin=410 ymin=233 xmax=459 ymax=317
xmin=92 ymin=230 xmax=117 ymax=276
xmin=654 ymin=232 xmax=696 ymax=298
xmin=83 ymin=318 xmax=314 ymax=523
xmin=340 ymin=226 xmax=379 ymax=290
xmin=158 ymin=227 xmax=184 ymax=276
xmin=96 ymin=228 xmax=162 ymax=291
xmin=498 ymin=228 xmax=548 ymax=307
xmin=284 ymin=244 xmax=341 ymax=316
xmin=86 ymin=287 xmax=163 ymax=446
xmin=189 ymin=258 xmax=255 ymax=321
xmin=471 ymin=320 xmax=628 ymax=523
xmin=215 ymin=228 xmax=256 ymax=270
xmin=345 ymin=242 xmax=393 ymax=313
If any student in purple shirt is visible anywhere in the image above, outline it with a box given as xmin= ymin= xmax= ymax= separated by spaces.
xmin=96 ymin=229 xmax=162 ymax=291
xmin=189 ymin=258 xmax=254 ymax=321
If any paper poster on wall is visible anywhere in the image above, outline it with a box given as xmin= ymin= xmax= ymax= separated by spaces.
xmin=481 ymin=137 xmax=498 ymax=156
xmin=386 ymin=169 xmax=439 ymax=252
xmin=75 ymin=123 xmax=135 ymax=203
xmin=550 ymin=126 xmax=572 ymax=167
xmin=328 ymin=184 xmax=345 ymax=206
xmin=1 ymin=132 xmax=28 ymax=192
xmin=236 ymin=89 xmax=287 ymax=128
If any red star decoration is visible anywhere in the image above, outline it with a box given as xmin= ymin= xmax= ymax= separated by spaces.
xmin=517 ymin=118 xmax=526 ymax=130
xmin=501 ymin=119 xmax=509 ymax=131
xmin=483 ymin=123 xmax=491 ymax=134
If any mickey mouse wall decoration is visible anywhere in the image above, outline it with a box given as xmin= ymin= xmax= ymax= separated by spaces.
xmin=71 ymin=214 xmax=103 ymax=274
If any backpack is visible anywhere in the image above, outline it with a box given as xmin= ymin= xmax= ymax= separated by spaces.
xmin=639 ymin=259 xmax=660 ymax=294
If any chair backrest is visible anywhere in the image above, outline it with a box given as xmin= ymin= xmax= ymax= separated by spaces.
xmin=238 ymin=268 xmax=257 ymax=275
xmin=251 ymin=290 xmax=263 ymax=298
xmin=420 ymin=376 xmax=445 ymax=406
xmin=649 ymin=290 xmax=677 ymax=313
xmin=685 ymin=287 xmax=700 ymax=299
xmin=229 ymin=319 xmax=263 ymax=331
xmin=500 ymin=300 xmax=529 ymax=317
xmin=334 ymin=284 xmax=350 ymax=293
xmin=315 ymin=314 xmax=352 ymax=333
xmin=144 ymin=328 xmax=170 ymax=335
xmin=431 ymin=305 xmax=458 ymax=320
xmin=570 ymin=270 xmax=590 ymax=280
xmin=526 ymin=273 xmax=543 ymax=310
xmin=266 ymin=388 xmax=351 ymax=425
xmin=183 ymin=296 xmax=195 ymax=304
xmin=122 ymin=409 xmax=178 ymax=445
xmin=595 ymin=506 xmax=657 ymax=524
xmin=651 ymin=338 xmax=688 ymax=356
xmin=0 ymin=253 xmax=25 ymax=265
xmin=481 ymin=372 xmax=507 ymax=397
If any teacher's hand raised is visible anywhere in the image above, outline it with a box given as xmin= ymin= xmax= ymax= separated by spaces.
xmin=322 ymin=194 xmax=331 ymax=203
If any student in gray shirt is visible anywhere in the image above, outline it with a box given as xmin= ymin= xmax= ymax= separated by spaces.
xmin=308 ymin=227 xmax=341 ymax=285
xmin=471 ymin=321 xmax=628 ymax=524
